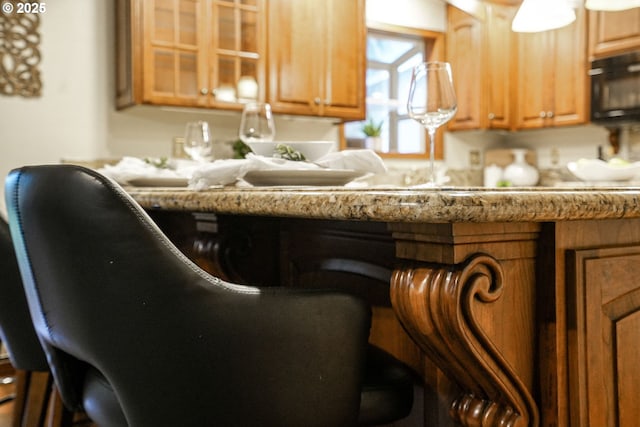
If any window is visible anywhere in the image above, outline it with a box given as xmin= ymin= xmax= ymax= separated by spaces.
xmin=345 ymin=29 xmax=426 ymax=154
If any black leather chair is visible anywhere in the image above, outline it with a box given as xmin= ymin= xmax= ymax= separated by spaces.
xmin=0 ymin=217 xmax=73 ymax=427
xmin=5 ymin=165 xmax=413 ymax=427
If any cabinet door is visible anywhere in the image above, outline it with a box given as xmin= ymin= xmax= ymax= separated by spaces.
xmin=446 ymin=6 xmax=483 ymax=130
xmin=267 ymin=0 xmax=365 ymax=119
xmin=589 ymin=9 xmax=640 ymax=59
xmin=552 ymin=7 xmax=587 ymax=127
xmin=207 ymin=0 xmax=266 ymax=106
xmin=319 ymin=0 xmax=365 ymax=120
xmin=446 ymin=5 xmax=513 ymax=131
xmin=515 ymin=10 xmax=586 ymax=130
xmin=267 ymin=0 xmax=322 ymax=116
xmin=483 ymin=5 xmax=513 ymax=129
xmin=567 ymin=245 xmax=640 ymax=427
xmin=142 ymin=0 xmax=207 ymax=106
xmin=515 ymin=31 xmax=553 ymax=129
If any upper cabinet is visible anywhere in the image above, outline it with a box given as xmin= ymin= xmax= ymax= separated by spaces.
xmin=446 ymin=4 xmax=589 ymax=132
xmin=514 ymin=6 xmax=587 ymax=129
xmin=266 ymin=0 xmax=366 ymax=120
xmin=588 ymin=8 xmax=640 ymax=60
xmin=117 ymin=0 xmax=266 ymax=110
xmin=116 ymin=0 xmax=365 ymax=120
xmin=446 ymin=4 xmax=513 ymax=131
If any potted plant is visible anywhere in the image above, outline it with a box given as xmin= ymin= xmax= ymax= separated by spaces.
xmin=361 ymin=118 xmax=383 ymax=151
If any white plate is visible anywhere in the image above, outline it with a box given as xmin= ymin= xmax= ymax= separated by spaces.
xmin=242 ymin=169 xmax=363 ymax=186
xmin=128 ymin=177 xmax=189 ymax=187
xmin=567 ymin=159 xmax=640 ymax=182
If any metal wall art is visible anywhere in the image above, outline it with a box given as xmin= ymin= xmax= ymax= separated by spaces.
xmin=0 ymin=2 xmax=42 ymax=97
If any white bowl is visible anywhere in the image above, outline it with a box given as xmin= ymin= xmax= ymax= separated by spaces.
xmin=247 ymin=141 xmax=335 ymax=161
xmin=567 ymin=158 xmax=640 ymax=182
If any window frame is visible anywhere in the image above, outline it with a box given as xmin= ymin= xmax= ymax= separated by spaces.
xmin=340 ymin=22 xmax=446 ymax=160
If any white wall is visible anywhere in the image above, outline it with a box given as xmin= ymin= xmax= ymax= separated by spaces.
xmin=1 ymin=1 xmax=109 ymax=216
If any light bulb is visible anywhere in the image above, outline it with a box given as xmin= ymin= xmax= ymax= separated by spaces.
xmin=512 ymin=0 xmax=576 ymax=33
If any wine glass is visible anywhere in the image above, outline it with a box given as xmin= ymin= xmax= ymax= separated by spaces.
xmin=184 ymin=121 xmax=213 ymax=161
xmin=407 ymin=61 xmax=457 ymax=186
xmin=238 ymin=102 xmax=276 ymax=143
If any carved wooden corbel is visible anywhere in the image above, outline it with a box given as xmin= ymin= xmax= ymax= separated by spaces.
xmin=391 ymin=254 xmax=539 ymax=427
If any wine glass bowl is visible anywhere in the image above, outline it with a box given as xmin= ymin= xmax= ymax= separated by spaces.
xmin=407 ymin=61 xmax=457 ymax=185
xmin=239 ymin=102 xmax=276 ymax=143
xmin=183 ymin=121 xmax=213 ymax=161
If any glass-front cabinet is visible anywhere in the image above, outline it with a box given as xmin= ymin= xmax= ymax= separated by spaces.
xmin=208 ymin=0 xmax=264 ymax=104
xmin=117 ymin=0 xmax=266 ymax=109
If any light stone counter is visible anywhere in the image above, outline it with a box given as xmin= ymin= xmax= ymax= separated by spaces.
xmin=126 ymin=185 xmax=640 ymax=223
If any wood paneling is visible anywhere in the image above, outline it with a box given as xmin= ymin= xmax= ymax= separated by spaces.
xmin=567 ymin=245 xmax=640 ymax=427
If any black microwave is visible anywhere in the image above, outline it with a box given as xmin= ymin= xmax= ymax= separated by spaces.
xmin=590 ymin=51 xmax=640 ymax=124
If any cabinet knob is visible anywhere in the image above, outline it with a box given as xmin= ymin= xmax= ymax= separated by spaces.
xmin=324 ymin=99 xmax=330 ymax=106
xmin=547 ymin=111 xmax=554 ymax=118
xmin=488 ymin=113 xmax=495 ymax=120
xmin=314 ymin=97 xmax=321 ymax=105
xmin=539 ymin=111 xmax=547 ymax=118
xmin=200 ymin=88 xmax=209 ymax=95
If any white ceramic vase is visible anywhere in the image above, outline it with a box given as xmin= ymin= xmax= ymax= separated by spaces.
xmin=503 ymin=149 xmax=539 ymax=186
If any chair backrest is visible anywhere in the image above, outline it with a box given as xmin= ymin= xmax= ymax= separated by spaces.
xmin=0 ymin=216 xmax=48 ymax=371
xmin=5 ymin=165 xmax=371 ymax=427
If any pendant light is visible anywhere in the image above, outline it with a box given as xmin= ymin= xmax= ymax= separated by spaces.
xmin=585 ymin=0 xmax=640 ymax=11
xmin=512 ymin=0 xmax=576 ymax=33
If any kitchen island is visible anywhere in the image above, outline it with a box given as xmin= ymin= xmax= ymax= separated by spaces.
xmin=128 ymin=185 xmax=640 ymax=427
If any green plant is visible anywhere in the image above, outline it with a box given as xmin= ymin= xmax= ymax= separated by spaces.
xmin=361 ymin=118 xmax=383 ymax=137
xmin=232 ymin=139 xmax=253 ymax=159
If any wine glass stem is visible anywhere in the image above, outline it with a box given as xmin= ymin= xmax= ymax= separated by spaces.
xmin=428 ymin=127 xmax=436 ymax=184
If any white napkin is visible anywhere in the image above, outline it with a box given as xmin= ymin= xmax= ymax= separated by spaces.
xmin=189 ymin=150 xmax=387 ymax=190
xmin=314 ymin=149 xmax=387 ymax=174
xmin=98 ymin=157 xmax=199 ymax=184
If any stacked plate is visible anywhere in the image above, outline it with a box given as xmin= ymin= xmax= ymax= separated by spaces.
xmin=567 ymin=158 xmax=640 ymax=182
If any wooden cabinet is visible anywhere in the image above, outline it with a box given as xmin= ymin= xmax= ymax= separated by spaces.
xmin=116 ymin=0 xmax=266 ymax=110
xmin=566 ymin=245 xmax=640 ymax=427
xmin=446 ymin=6 xmax=482 ymax=130
xmin=446 ymin=5 xmax=513 ymax=131
xmin=588 ymin=8 xmax=640 ymax=60
xmin=514 ymin=7 xmax=587 ymax=129
xmin=267 ymin=0 xmax=366 ymax=120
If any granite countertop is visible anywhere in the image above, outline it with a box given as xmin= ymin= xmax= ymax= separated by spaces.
xmin=125 ymin=185 xmax=640 ymax=223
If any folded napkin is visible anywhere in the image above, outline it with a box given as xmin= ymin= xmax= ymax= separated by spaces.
xmin=189 ymin=149 xmax=387 ymax=190
xmin=98 ymin=157 xmax=200 ymax=184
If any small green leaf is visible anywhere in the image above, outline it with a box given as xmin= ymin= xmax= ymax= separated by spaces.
xmin=232 ymin=139 xmax=253 ymax=159
xmin=144 ymin=157 xmax=170 ymax=169
xmin=274 ymin=144 xmax=307 ymax=161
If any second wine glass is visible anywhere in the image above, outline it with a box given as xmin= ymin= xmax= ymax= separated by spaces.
xmin=238 ymin=102 xmax=276 ymax=143
xmin=184 ymin=121 xmax=213 ymax=161
xmin=407 ymin=61 xmax=457 ymax=186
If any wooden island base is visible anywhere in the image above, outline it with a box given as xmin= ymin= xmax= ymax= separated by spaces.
xmin=133 ymin=186 xmax=640 ymax=427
